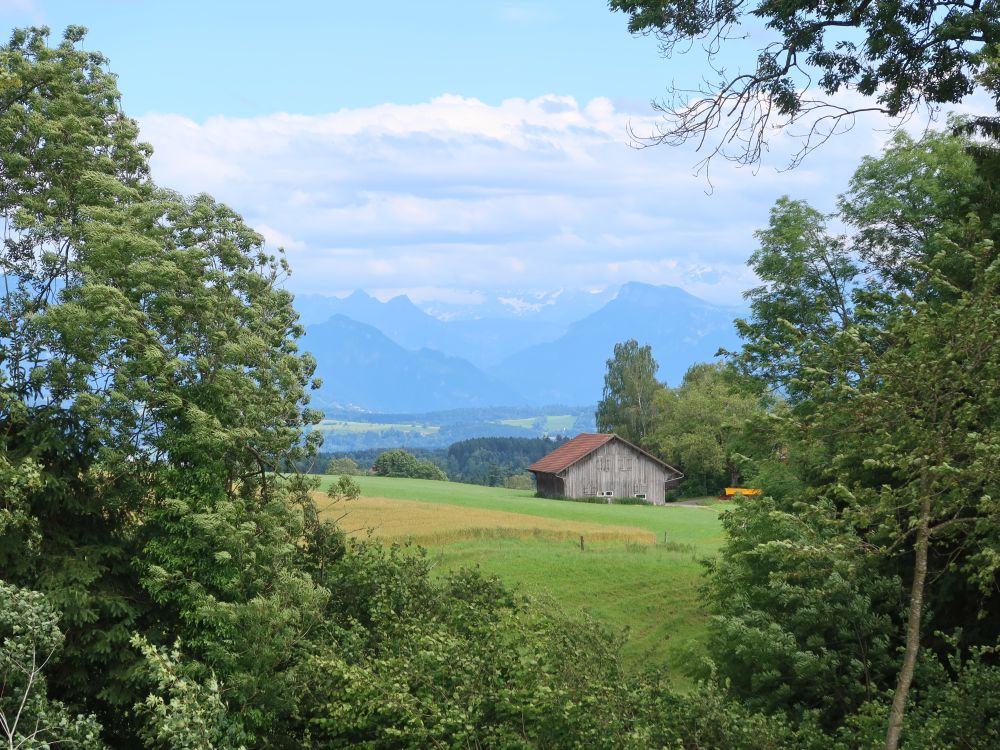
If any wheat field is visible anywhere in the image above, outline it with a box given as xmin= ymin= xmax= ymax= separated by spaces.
xmin=313 ymin=492 xmax=655 ymax=545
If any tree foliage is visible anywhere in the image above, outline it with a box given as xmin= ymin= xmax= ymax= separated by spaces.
xmin=446 ymin=436 xmax=562 ymax=486
xmin=0 ymin=581 xmax=105 ymax=749
xmin=1 ymin=26 xmax=324 ymax=744
xmin=704 ymin=497 xmax=899 ymax=727
xmin=324 ymin=456 xmax=361 ymax=476
xmin=371 ymin=448 xmax=448 ymax=481
xmin=610 ymin=0 xmax=1000 ymax=167
xmin=595 ymin=339 xmax=662 ymax=446
xmin=715 ymin=129 xmax=1000 ymax=746
xmin=649 ymin=363 xmax=764 ymax=494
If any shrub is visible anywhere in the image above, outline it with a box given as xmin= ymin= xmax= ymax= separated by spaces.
xmin=324 ymin=457 xmax=361 ymax=476
xmin=542 ymin=495 xmax=654 ymax=506
xmin=372 ymin=449 xmax=448 ymax=481
xmin=503 ymin=473 xmax=535 ymax=490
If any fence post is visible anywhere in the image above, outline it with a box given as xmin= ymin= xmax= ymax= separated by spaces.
xmin=580 ymin=535 xmax=585 ymax=552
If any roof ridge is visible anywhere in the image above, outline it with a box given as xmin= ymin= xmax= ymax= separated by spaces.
xmin=528 ymin=432 xmax=683 ymax=477
xmin=527 ymin=432 xmax=615 ymax=474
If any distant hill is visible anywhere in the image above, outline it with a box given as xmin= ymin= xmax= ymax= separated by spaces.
xmin=294 ymin=290 xmax=564 ymax=368
xmin=417 ymin=287 xmax=619 ymax=325
xmin=297 ymin=284 xmax=745 ymax=413
xmin=303 ymin=315 xmax=527 ymax=412
xmin=489 ymin=283 xmax=745 ymax=406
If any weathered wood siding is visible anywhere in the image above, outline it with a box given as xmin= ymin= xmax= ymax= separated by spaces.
xmin=534 ymin=472 xmax=564 ymax=498
xmin=562 ymin=439 xmax=672 ymax=505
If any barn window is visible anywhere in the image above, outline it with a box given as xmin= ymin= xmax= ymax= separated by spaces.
xmin=601 ymin=490 xmax=614 ymax=497
xmin=634 ymin=493 xmax=646 ymax=500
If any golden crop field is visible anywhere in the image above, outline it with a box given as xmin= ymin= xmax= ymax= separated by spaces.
xmin=313 ymin=492 xmax=655 ymax=546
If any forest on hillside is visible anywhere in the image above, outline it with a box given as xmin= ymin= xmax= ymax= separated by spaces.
xmin=2 ymin=5 xmax=999 ymax=748
xmin=306 ymin=437 xmax=566 ymax=487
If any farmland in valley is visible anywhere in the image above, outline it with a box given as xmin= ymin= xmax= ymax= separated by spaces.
xmin=318 ymin=419 xmax=440 ymax=435
xmin=498 ymin=414 xmax=579 ymax=431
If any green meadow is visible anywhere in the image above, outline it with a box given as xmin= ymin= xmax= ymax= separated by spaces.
xmin=317 ymin=474 xmax=728 ymax=680
xmin=318 ymin=419 xmax=440 ymax=435
xmin=498 ymin=414 xmax=579 ymax=431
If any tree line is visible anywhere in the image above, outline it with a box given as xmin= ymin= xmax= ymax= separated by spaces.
xmin=312 ymin=437 xmax=563 ymax=488
xmin=596 ymin=346 xmax=767 ymax=497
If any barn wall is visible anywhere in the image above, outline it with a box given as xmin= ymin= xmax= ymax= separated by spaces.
xmin=533 ymin=472 xmax=564 ymax=498
xmin=562 ymin=440 xmax=669 ymax=505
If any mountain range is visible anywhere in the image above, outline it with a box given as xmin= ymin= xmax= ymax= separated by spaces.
xmin=298 ymin=283 xmax=746 ymax=412
xmin=305 ymin=315 xmax=526 ymax=412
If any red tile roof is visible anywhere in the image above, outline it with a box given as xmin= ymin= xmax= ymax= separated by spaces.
xmin=528 ymin=432 xmax=684 ymax=477
xmin=528 ymin=433 xmax=614 ymax=474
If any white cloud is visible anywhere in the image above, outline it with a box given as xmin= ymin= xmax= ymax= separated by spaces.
xmin=254 ymin=224 xmax=305 ymax=250
xmin=0 ymin=0 xmax=42 ymax=17
xmin=138 ymin=92 xmax=923 ymax=306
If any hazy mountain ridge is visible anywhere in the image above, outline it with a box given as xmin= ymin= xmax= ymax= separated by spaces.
xmin=298 ymin=284 xmax=746 ymax=412
xmin=489 ymin=283 xmax=745 ymax=405
xmin=295 ymin=290 xmax=565 ymax=368
xmin=304 ymin=315 xmax=526 ymax=412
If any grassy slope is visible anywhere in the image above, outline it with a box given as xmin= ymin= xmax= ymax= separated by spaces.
xmin=499 ymin=414 xmax=577 ymax=431
xmin=322 ymin=494 xmax=655 ymax=545
xmin=317 ymin=475 xmax=727 ymax=682
xmin=321 ymin=476 xmax=726 ymax=545
xmin=318 ymin=419 xmax=439 ymax=435
xmin=435 ymin=538 xmax=710 ymax=674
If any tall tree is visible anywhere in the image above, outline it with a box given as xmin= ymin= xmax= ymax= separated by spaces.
xmin=725 ymin=131 xmax=1000 ymax=749
xmin=595 ymin=339 xmax=663 ymax=446
xmin=1 ymin=27 xmax=324 ymax=743
xmin=649 ymin=363 xmax=762 ymax=494
xmin=609 ymin=0 xmax=1000 ymax=166
xmin=825 ymin=226 xmax=1000 ymax=749
xmin=734 ymin=197 xmax=858 ymax=401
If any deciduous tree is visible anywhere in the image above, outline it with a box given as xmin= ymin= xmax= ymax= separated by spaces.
xmin=649 ymin=363 xmax=762 ymax=494
xmin=1 ymin=27 xmax=324 ymax=743
xmin=595 ymin=339 xmax=663 ymax=446
xmin=610 ymin=0 xmax=1000 ymax=167
xmin=724 ymin=130 xmax=1000 ymax=749
xmin=0 ymin=581 xmax=106 ymax=749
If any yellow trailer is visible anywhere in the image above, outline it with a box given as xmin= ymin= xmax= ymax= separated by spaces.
xmin=720 ymin=487 xmax=763 ymax=498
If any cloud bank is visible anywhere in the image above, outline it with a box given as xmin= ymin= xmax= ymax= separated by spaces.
xmin=139 ymin=93 xmax=889 ymax=306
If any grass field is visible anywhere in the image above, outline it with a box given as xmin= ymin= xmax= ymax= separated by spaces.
xmin=318 ymin=419 xmax=440 ymax=435
xmin=322 ymin=494 xmax=655 ymax=545
xmin=498 ymin=414 xmax=578 ymax=431
xmin=315 ymin=474 xmax=728 ymax=681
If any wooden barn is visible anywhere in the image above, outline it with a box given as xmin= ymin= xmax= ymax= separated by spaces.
xmin=528 ymin=433 xmax=683 ymax=505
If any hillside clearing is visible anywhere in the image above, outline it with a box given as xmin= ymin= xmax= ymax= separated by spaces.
xmin=316 ymin=474 xmax=727 ymax=680
xmin=499 ymin=414 xmax=578 ymax=431
xmin=318 ymin=419 xmax=439 ymax=435
xmin=318 ymin=475 xmax=728 ymax=546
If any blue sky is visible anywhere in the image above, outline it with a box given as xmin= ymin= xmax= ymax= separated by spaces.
xmin=0 ymin=1 xmax=946 ymax=310
xmin=2 ymin=1 xmax=697 ymax=116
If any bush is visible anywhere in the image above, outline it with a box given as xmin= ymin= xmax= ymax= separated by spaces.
xmin=324 ymin=457 xmax=361 ymax=476
xmin=503 ymin=473 xmax=535 ymax=490
xmin=614 ymin=496 xmax=653 ymax=506
xmin=372 ymin=449 xmax=448 ymax=481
